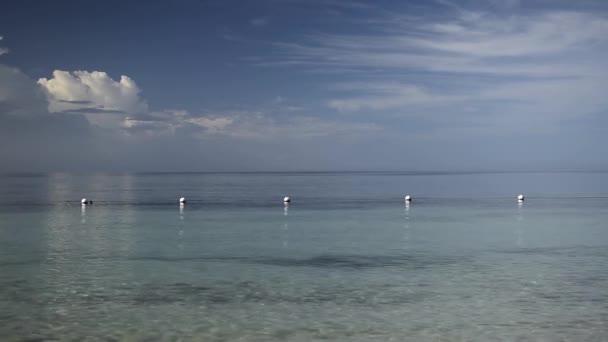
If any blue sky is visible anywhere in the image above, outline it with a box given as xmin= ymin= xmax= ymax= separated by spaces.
xmin=1 ymin=0 xmax=608 ymax=172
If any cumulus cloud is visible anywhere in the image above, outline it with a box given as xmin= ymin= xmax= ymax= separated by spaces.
xmin=37 ymin=70 xmax=148 ymax=128
xmin=0 ymin=64 xmax=110 ymax=172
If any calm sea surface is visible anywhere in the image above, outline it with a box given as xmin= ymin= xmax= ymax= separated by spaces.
xmin=1 ymin=172 xmax=608 ymax=341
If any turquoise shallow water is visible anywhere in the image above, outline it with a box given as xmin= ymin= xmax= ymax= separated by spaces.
xmin=1 ymin=172 xmax=608 ymax=341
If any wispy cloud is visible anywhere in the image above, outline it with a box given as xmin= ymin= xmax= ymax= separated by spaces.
xmin=263 ymin=5 xmax=608 ymax=132
xmin=124 ymin=109 xmax=379 ymax=139
xmin=207 ymin=113 xmax=380 ymax=139
xmin=269 ymin=10 xmax=608 ymax=76
xmin=250 ymin=17 xmax=268 ymax=27
xmin=327 ymin=82 xmax=464 ymax=112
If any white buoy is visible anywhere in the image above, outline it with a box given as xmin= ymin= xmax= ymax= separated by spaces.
xmin=405 ymin=195 xmax=412 ymax=202
xmin=283 ymin=196 xmax=291 ymax=203
xmin=517 ymin=194 xmax=525 ymax=202
xmin=179 ymin=197 xmax=186 ymax=204
xmin=81 ymin=198 xmax=92 ymax=205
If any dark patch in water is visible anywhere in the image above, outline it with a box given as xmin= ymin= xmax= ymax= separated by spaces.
xmin=119 ymin=280 xmax=435 ymax=307
xmin=0 ymin=278 xmax=435 ymax=307
xmin=252 ymin=254 xmax=464 ymax=269
xmin=499 ymin=245 xmax=608 ymax=257
xmin=126 ymin=253 xmax=468 ymax=270
xmin=0 ymin=259 xmax=44 ymax=267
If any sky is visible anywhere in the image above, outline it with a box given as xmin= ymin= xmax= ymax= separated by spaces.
xmin=1 ymin=0 xmax=608 ymax=172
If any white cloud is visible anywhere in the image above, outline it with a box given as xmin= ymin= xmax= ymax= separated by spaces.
xmin=0 ymin=64 xmax=118 ymax=172
xmin=188 ymin=116 xmax=234 ymax=133
xmin=124 ymin=109 xmax=379 ymax=139
xmin=123 ymin=110 xmax=235 ymax=136
xmin=327 ymin=82 xmax=463 ymax=112
xmin=206 ymin=112 xmax=380 ymax=139
xmin=37 ymin=70 xmax=148 ymax=128
xmin=265 ymin=6 xmax=608 ymax=131
xmin=417 ymin=12 xmax=608 ymax=58
xmin=270 ymin=10 xmax=608 ymax=76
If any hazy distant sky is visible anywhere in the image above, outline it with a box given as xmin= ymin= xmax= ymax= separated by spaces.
xmin=1 ymin=0 xmax=608 ymax=172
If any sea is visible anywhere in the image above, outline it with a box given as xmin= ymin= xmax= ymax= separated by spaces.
xmin=1 ymin=171 xmax=608 ymax=341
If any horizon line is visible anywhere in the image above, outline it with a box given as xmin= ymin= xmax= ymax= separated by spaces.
xmin=3 ymin=169 xmax=608 ymax=176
